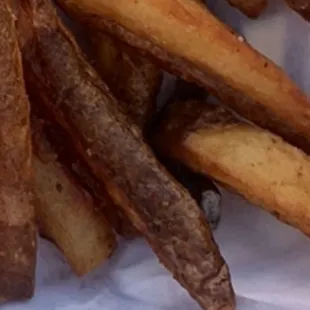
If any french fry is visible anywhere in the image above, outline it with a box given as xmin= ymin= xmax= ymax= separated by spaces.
xmin=87 ymin=32 xmax=160 ymax=237
xmin=0 ymin=1 xmax=36 ymax=301
xmin=285 ymin=0 xmax=310 ymax=21
xmin=32 ymin=115 xmax=116 ymax=276
xmin=89 ymin=31 xmax=162 ymax=132
xmin=154 ymin=98 xmax=310 ymax=238
xmin=56 ymin=0 xmax=310 ymax=155
xmin=226 ymin=0 xmax=268 ymax=18
xmin=16 ymin=0 xmax=235 ymax=309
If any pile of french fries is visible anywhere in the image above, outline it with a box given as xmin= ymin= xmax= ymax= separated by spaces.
xmin=1 ymin=0 xmax=310 ymax=309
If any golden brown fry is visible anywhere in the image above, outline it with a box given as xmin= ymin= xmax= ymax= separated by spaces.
xmin=0 ymin=1 xmax=36 ymax=302
xmin=89 ymin=31 xmax=162 ymax=131
xmin=17 ymin=0 xmax=235 ymax=309
xmin=32 ymin=115 xmax=116 ymax=276
xmin=285 ymin=0 xmax=310 ymax=21
xmin=155 ymin=99 xmax=310 ymax=238
xmin=226 ymin=0 xmax=268 ymax=18
xmin=56 ymin=0 xmax=310 ymax=155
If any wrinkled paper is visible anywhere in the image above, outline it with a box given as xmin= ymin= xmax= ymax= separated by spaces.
xmin=5 ymin=1 xmax=310 ymax=309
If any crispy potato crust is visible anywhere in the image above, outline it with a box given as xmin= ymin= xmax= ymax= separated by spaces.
xmin=16 ymin=0 xmax=235 ymax=309
xmin=87 ymin=31 xmax=162 ymax=236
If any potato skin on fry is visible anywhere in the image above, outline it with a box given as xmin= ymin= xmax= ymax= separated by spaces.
xmin=88 ymin=32 xmax=160 ymax=237
xmin=89 ymin=31 xmax=162 ymax=132
xmin=0 ymin=1 xmax=36 ymax=301
xmin=56 ymin=0 xmax=310 ymax=156
xmin=226 ymin=0 xmax=268 ymax=18
xmin=155 ymin=99 xmax=310 ymax=238
xmin=16 ymin=0 xmax=235 ymax=309
xmin=32 ymin=115 xmax=116 ymax=276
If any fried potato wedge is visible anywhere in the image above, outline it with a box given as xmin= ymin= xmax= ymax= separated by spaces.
xmin=88 ymin=32 xmax=161 ymax=237
xmin=56 ymin=0 xmax=310 ymax=155
xmin=0 ymin=1 xmax=36 ymax=302
xmin=89 ymin=31 xmax=162 ymax=132
xmin=32 ymin=115 xmax=116 ymax=276
xmin=226 ymin=0 xmax=268 ymax=18
xmin=16 ymin=0 xmax=235 ymax=309
xmin=155 ymin=99 xmax=310 ymax=238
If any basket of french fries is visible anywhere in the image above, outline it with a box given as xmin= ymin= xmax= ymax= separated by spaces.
xmin=1 ymin=0 xmax=310 ymax=309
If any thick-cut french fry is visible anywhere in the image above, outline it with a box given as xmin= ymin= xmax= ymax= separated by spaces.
xmin=0 ymin=1 xmax=36 ymax=301
xmin=56 ymin=0 xmax=310 ymax=155
xmin=89 ymin=31 xmax=162 ymax=131
xmin=17 ymin=0 xmax=235 ymax=309
xmin=155 ymin=99 xmax=310 ymax=238
xmin=32 ymin=115 xmax=116 ymax=276
xmin=87 ymin=31 xmax=160 ymax=237
xmin=285 ymin=0 xmax=310 ymax=21
xmin=226 ymin=0 xmax=268 ymax=18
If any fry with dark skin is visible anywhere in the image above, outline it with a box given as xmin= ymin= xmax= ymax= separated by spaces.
xmin=56 ymin=0 xmax=310 ymax=155
xmin=32 ymin=115 xmax=116 ymax=276
xmin=285 ymin=0 xmax=310 ymax=21
xmin=154 ymin=98 xmax=310 ymax=238
xmin=0 ymin=1 xmax=36 ymax=301
xmin=16 ymin=0 xmax=235 ymax=309
xmin=226 ymin=0 xmax=268 ymax=18
xmin=87 ymin=30 xmax=161 ymax=237
xmin=89 ymin=31 xmax=162 ymax=131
